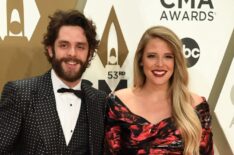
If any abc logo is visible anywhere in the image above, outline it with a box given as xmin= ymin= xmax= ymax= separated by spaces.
xmin=182 ymin=38 xmax=200 ymax=68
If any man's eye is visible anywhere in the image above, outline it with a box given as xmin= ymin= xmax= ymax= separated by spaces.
xmin=60 ymin=44 xmax=68 ymax=48
xmin=78 ymin=45 xmax=84 ymax=49
xmin=77 ymin=44 xmax=86 ymax=50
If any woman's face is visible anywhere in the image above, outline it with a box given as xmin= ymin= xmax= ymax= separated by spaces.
xmin=141 ymin=37 xmax=174 ymax=88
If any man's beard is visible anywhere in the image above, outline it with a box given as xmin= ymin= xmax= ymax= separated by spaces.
xmin=51 ymin=56 xmax=88 ymax=82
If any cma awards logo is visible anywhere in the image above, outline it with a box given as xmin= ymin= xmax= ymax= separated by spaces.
xmin=97 ymin=6 xmax=129 ymax=93
xmin=230 ymin=85 xmax=234 ymax=128
xmin=182 ymin=38 xmax=200 ymax=67
xmin=160 ymin=0 xmax=215 ymax=21
xmin=0 ymin=0 xmax=40 ymax=41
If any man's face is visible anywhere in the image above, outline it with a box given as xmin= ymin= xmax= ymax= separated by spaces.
xmin=48 ymin=25 xmax=89 ymax=86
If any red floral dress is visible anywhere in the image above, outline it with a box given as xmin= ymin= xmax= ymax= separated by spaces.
xmin=104 ymin=94 xmax=213 ymax=155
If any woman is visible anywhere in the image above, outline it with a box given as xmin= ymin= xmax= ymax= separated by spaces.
xmin=104 ymin=26 xmax=213 ymax=155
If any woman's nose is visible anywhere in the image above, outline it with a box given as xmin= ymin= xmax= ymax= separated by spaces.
xmin=155 ymin=57 xmax=163 ymax=66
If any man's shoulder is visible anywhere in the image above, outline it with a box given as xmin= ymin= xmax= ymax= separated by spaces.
xmin=4 ymin=71 xmax=51 ymax=90
xmin=81 ymin=79 xmax=107 ymax=96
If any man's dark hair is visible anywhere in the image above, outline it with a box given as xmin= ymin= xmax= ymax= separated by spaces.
xmin=42 ymin=9 xmax=99 ymax=65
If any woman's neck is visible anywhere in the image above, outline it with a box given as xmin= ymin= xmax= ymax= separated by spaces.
xmin=134 ymin=83 xmax=170 ymax=103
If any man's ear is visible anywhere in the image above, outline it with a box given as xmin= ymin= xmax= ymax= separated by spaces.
xmin=87 ymin=51 xmax=92 ymax=62
xmin=47 ymin=46 xmax=53 ymax=58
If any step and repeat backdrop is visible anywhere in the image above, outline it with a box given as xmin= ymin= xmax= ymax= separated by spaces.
xmin=0 ymin=0 xmax=233 ymax=154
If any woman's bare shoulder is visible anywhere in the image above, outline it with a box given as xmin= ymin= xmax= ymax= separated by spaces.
xmin=191 ymin=92 xmax=206 ymax=107
xmin=114 ymin=88 xmax=132 ymax=98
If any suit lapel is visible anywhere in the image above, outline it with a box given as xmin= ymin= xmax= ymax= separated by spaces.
xmin=81 ymin=80 xmax=105 ymax=155
xmin=33 ymin=71 xmax=61 ymax=152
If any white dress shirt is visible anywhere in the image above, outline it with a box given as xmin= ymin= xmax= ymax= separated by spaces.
xmin=51 ymin=70 xmax=82 ymax=145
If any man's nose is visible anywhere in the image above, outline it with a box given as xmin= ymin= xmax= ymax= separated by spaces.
xmin=68 ymin=47 xmax=76 ymax=56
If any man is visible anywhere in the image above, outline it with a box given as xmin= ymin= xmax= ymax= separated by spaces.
xmin=0 ymin=10 xmax=106 ymax=154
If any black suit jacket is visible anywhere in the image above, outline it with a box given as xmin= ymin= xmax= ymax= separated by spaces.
xmin=0 ymin=71 xmax=107 ymax=155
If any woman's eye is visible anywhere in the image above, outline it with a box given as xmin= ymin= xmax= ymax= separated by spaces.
xmin=147 ymin=54 xmax=155 ymax=58
xmin=165 ymin=55 xmax=174 ymax=59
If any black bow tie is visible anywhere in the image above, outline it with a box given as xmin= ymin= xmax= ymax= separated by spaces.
xmin=57 ymin=88 xmax=83 ymax=98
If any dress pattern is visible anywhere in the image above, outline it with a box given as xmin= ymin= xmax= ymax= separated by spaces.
xmin=104 ymin=94 xmax=213 ymax=155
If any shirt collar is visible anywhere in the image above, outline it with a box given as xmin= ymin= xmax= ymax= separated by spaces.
xmin=51 ymin=69 xmax=82 ymax=92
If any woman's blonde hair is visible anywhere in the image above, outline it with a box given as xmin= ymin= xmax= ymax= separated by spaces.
xmin=133 ymin=26 xmax=202 ymax=155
